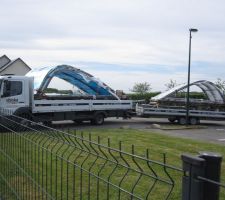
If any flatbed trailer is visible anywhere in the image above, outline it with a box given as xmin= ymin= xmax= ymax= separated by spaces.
xmin=136 ymin=104 xmax=225 ymax=125
xmin=32 ymin=99 xmax=133 ymax=124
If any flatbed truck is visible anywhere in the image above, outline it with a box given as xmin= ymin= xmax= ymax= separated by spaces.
xmin=0 ymin=76 xmax=133 ymax=125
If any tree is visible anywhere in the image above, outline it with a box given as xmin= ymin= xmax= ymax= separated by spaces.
xmin=215 ymin=78 xmax=225 ymax=93
xmin=131 ymin=82 xmax=151 ymax=94
xmin=165 ymin=79 xmax=178 ymax=91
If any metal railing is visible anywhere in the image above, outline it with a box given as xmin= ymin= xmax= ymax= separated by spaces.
xmin=0 ymin=110 xmax=183 ymax=200
xmin=197 ymin=176 xmax=225 ymax=188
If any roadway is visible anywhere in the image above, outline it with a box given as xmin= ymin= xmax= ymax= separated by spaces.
xmin=53 ymin=117 xmax=225 ymax=145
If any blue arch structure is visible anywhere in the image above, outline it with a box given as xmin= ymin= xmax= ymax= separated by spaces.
xmin=26 ymin=65 xmax=119 ymax=99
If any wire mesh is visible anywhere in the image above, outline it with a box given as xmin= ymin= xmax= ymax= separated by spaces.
xmin=0 ymin=109 xmax=183 ymax=199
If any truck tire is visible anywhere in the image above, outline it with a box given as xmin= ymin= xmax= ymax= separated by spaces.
xmin=168 ymin=117 xmax=176 ymax=123
xmin=14 ymin=108 xmax=32 ymax=131
xmin=189 ymin=117 xmax=200 ymax=125
xmin=178 ymin=117 xmax=187 ymax=125
xmin=43 ymin=121 xmax=52 ymax=127
xmin=16 ymin=113 xmax=31 ymax=131
xmin=73 ymin=120 xmax=83 ymax=125
xmin=91 ymin=113 xmax=105 ymax=125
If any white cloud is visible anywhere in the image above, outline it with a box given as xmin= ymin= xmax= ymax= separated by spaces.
xmin=1 ymin=0 xmax=225 ymax=91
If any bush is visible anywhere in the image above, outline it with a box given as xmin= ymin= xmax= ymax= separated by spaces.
xmin=174 ymin=92 xmax=207 ymax=100
xmin=127 ymin=92 xmax=160 ymax=103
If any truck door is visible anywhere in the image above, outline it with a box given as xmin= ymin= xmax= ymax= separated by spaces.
xmin=0 ymin=79 xmax=27 ymax=111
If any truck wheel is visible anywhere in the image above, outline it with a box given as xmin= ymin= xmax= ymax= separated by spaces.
xmin=168 ymin=117 xmax=176 ymax=123
xmin=91 ymin=113 xmax=105 ymax=125
xmin=74 ymin=120 xmax=83 ymax=125
xmin=178 ymin=117 xmax=187 ymax=125
xmin=189 ymin=117 xmax=200 ymax=125
xmin=43 ymin=121 xmax=52 ymax=127
xmin=17 ymin=113 xmax=31 ymax=131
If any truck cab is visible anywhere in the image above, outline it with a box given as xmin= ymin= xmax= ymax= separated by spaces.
xmin=0 ymin=76 xmax=33 ymax=114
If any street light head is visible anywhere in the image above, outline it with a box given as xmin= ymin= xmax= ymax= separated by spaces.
xmin=189 ymin=28 xmax=198 ymax=32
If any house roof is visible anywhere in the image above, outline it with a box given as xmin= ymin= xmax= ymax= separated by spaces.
xmin=0 ymin=55 xmax=11 ymax=69
xmin=0 ymin=57 xmax=31 ymax=73
xmin=0 ymin=55 xmax=10 ymax=61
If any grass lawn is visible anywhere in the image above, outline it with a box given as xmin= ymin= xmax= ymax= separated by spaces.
xmin=84 ymin=128 xmax=225 ymax=165
xmin=0 ymin=127 xmax=224 ymax=199
xmin=79 ymin=128 xmax=225 ymax=198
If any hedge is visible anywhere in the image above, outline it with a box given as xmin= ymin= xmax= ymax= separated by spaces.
xmin=127 ymin=91 xmax=207 ymax=103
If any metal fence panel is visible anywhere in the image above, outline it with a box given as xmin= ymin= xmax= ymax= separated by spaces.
xmin=0 ymin=111 xmax=183 ymax=200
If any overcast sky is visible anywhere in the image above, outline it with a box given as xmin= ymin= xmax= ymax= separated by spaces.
xmin=1 ymin=0 xmax=225 ymax=92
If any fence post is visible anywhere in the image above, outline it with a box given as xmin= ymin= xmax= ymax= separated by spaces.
xmin=181 ymin=154 xmax=206 ymax=200
xmin=199 ymin=152 xmax=223 ymax=200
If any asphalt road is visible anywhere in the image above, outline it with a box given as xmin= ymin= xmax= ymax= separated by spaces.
xmin=53 ymin=117 xmax=225 ymax=145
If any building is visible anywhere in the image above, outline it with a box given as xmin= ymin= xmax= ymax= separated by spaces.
xmin=0 ymin=55 xmax=31 ymax=76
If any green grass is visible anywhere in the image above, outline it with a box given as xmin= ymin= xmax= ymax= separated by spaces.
xmin=84 ymin=128 xmax=225 ymax=164
xmin=76 ymin=128 xmax=225 ymax=199
xmin=0 ymin=128 xmax=224 ymax=199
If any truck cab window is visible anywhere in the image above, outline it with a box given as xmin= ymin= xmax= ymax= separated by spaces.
xmin=3 ymin=81 xmax=22 ymax=97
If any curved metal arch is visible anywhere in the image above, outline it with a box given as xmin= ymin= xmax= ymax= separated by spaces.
xmin=152 ymin=80 xmax=224 ymax=103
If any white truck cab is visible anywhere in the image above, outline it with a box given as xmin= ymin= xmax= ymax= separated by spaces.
xmin=0 ymin=76 xmax=33 ymax=114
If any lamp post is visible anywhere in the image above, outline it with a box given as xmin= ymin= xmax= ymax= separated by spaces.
xmin=186 ymin=28 xmax=198 ymax=125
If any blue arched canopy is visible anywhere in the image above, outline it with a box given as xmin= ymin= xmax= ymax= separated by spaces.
xmin=26 ymin=65 xmax=118 ymax=98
